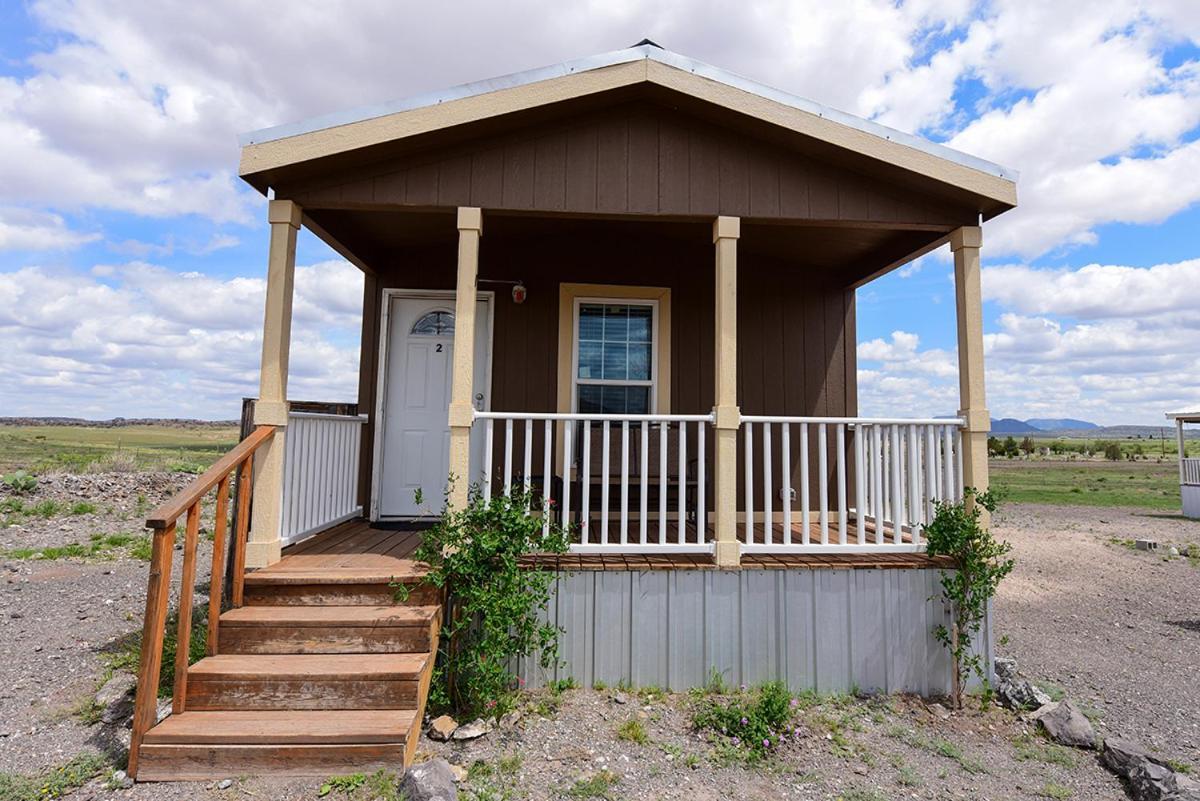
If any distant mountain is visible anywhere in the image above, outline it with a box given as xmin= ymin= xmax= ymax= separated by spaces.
xmin=990 ymin=418 xmax=1042 ymax=433
xmin=1025 ymin=418 xmax=1099 ymax=430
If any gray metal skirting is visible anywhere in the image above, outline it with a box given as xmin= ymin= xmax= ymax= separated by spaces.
xmin=516 ymin=568 xmax=989 ymax=696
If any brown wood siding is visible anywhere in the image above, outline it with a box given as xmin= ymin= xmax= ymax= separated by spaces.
xmin=356 ymin=219 xmax=856 ymax=512
xmin=289 ymin=101 xmax=973 ymax=228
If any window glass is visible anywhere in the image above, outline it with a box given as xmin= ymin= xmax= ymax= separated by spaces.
xmin=410 ymin=311 xmax=455 ymax=336
xmin=575 ymin=301 xmax=654 ymax=414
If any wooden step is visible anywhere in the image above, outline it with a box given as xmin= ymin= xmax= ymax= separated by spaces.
xmin=185 ymin=654 xmax=429 ymax=711
xmin=242 ymin=569 xmax=438 ymax=606
xmin=218 ymin=605 xmax=441 ymax=654
xmin=144 ymin=709 xmax=416 ymax=745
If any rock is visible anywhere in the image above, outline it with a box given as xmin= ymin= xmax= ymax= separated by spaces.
xmin=1168 ymin=546 xmax=1180 ymax=557
xmin=1102 ymin=738 xmax=1153 ymax=778
xmin=927 ymin=702 xmax=951 ymax=720
xmin=110 ymin=769 xmax=133 ymax=789
xmin=994 ymin=656 xmax=1018 ymax=682
xmin=1135 ymin=539 xmax=1159 ymax=551
xmin=399 ymin=759 xmax=457 ymax=801
xmin=216 ymin=778 xmax=233 ymax=790
xmin=499 ymin=710 xmax=522 ymax=728
xmin=1035 ymin=701 xmax=1097 ymax=749
xmin=611 ymin=691 xmax=629 ymax=705
xmin=997 ymin=677 xmax=1052 ymax=710
xmin=427 ymin=715 xmax=458 ymax=741
xmin=447 ymin=763 xmax=468 ymax=782
xmin=95 ymin=672 xmax=136 ymax=725
xmin=451 ymin=718 xmax=493 ymax=740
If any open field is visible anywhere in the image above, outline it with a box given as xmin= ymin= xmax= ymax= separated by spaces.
xmin=990 ymin=457 xmax=1181 ymax=509
xmin=0 ymin=424 xmax=239 ymax=474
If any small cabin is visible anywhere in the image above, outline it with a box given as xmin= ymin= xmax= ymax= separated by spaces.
xmin=1168 ymin=411 xmax=1200 ymax=518
xmin=125 ymin=43 xmax=1016 ymax=780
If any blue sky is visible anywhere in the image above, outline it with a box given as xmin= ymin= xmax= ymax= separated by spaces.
xmin=1 ymin=1 xmax=1198 ymax=425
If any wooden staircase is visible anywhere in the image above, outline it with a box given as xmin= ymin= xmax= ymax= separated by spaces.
xmin=135 ymin=567 xmax=440 ymax=780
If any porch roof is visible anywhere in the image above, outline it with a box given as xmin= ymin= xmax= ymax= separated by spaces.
xmin=239 ymin=42 xmax=1017 ymax=219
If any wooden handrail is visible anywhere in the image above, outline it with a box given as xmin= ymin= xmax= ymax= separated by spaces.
xmin=144 ymin=425 xmax=275 ymax=528
xmin=127 ymin=424 xmax=275 ymax=779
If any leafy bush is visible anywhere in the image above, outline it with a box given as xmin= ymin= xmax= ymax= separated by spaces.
xmin=1 ymin=470 xmax=37 ymax=495
xmin=691 ymin=681 xmax=800 ymax=762
xmin=923 ymin=488 xmax=1014 ymax=708
xmin=411 ymin=487 xmax=569 ymax=719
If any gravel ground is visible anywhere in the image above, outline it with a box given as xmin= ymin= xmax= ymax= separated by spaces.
xmin=1 ymin=475 xmax=1195 ymax=800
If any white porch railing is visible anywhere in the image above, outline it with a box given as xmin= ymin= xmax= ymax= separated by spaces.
xmin=740 ymin=416 xmax=964 ymax=553
xmin=473 ymin=412 xmax=714 ymax=553
xmin=280 ymin=411 xmax=367 ymax=546
xmin=1183 ymin=458 xmax=1200 ymax=486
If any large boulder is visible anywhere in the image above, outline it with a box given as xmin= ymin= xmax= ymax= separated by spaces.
xmin=997 ymin=677 xmax=1051 ymax=710
xmin=399 ymin=759 xmax=458 ymax=801
xmin=1034 ymin=701 xmax=1097 ymax=749
xmin=1102 ymin=738 xmax=1153 ymax=778
xmin=1102 ymin=738 xmax=1200 ymax=801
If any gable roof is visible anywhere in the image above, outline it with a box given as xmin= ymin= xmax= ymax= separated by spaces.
xmin=239 ymin=43 xmax=1017 ymax=217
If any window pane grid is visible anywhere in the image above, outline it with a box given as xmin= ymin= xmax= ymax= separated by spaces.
xmin=575 ymin=301 xmax=655 ymax=415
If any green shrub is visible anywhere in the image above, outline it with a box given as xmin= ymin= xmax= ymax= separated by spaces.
xmin=691 ymin=681 xmax=799 ymax=762
xmin=1 ymin=470 xmax=38 ymax=495
xmin=923 ymin=488 xmax=1014 ymax=708
xmin=412 ymin=487 xmax=569 ymax=720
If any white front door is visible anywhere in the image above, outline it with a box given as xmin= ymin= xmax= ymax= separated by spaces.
xmin=377 ymin=294 xmax=491 ymax=517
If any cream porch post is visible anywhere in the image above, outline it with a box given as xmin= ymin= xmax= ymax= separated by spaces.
xmin=447 ymin=207 xmax=482 ymax=510
xmin=1178 ymin=419 xmax=1187 ymax=485
xmin=712 ymin=216 xmax=741 ymax=568
xmin=952 ymin=225 xmax=990 ymax=516
xmin=246 ymin=199 xmax=301 ymax=568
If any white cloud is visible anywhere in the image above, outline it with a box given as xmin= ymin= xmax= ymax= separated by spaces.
xmin=0 ymin=207 xmax=100 ymax=251
xmin=0 ymin=259 xmax=362 ymax=418
xmin=984 ymin=259 xmax=1200 ymax=319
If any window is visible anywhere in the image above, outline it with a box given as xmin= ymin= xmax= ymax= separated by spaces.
xmin=410 ymin=310 xmax=455 ymax=336
xmin=573 ymin=301 xmax=655 ymax=414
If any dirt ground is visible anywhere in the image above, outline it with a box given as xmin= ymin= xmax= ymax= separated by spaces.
xmin=2 ymin=472 xmax=1198 ymax=800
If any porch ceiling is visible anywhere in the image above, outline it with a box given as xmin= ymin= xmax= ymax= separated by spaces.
xmin=305 ymin=207 xmax=942 ymax=289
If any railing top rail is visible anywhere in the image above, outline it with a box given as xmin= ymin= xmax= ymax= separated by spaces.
xmin=145 ymin=425 xmax=275 ymax=529
xmin=740 ymin=415 xmax=965 ymax=426
xmin=288 ymin=411 xmax=369 ymax=423
xmin=474 ymin=411 xmax=716 ymax=423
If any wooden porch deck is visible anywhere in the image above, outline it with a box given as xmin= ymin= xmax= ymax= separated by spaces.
xmin=275 ymin=518 xmax=953 ymax=572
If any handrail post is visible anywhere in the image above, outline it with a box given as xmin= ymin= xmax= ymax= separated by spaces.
xmin=172 ymin=503 xmax=201 ymax=714
xmin=127 ymin=523 xmax=176 ymax=779
xmin=206 ymin=476 xmax=231 ymax=655
xmin=232 ymin=455 xmax=254 ymax=607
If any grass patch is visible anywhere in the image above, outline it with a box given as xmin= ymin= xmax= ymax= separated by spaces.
xmin=887 ymin=725 xmax=988 ymax=775
xmin=616 ymin=718 xmax=649 ymax=745
xmin=837 ymin=790 xmax=887 ymax=801
xmin=1039 ymin=783 xmax=1072 ymax=799
xmin=0 ymin=752 xmax=110 ymax=801
xmin=1 ymin=531 xmax=152 ymax=562
xmin=0 ymin=424 xmax=238 ymax=475
xmin=318 ymin=773 xmax=367 ymax=796
xmin=1014 ymin=734 xmax=1077 ymax=768
xmin=990 ymin=459 xmax=1180 ymax=509
xmin=103 ymin=607 xmax=207 ymax=697
xmin=466 ymin=755 xmax=522 ymax=800
xmin=565 ymin=770 xmax=619 ymax=799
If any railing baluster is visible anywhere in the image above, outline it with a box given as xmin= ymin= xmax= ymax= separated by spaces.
xmin=563 ymin=421 xmax=574 ymax=531
xmin=781 ymin=423 xmax=792 ymax=546
xmin=955 ymin=427 xmax=964 ymax=501
xmin=231 ymin=455 xmax=253 ymax=607
xmin=763 ymin=422 xmax=773 ymax=544
xmin=890 ymin=424 xmax=902 ymax=544
xmin=640 ymin=421 xmax=649 ymax=545
xmin=871 ymin=425 xmax=883 ymax=545
xmin=854 ymin=424 xmax=866 ymax=545
xmin=483 ymin=418 xmax=494 ymax=502
xmin=206 ymin=476 xmax=231 ymax=656
xmin=696 ymin=421 xmax=706 ymax=545
xmin=924 ymin=425 xmax=936 ymax=522
xmin=907 ymin=425 xmax=921 ymax=536
xmin=543 ymin=419 xmax=553 ymax=537
xmin=800 ymin=423 xmax=810 ymax=546
xmin=818 ymin=423 xmax=829 ymax=544
xmin=503 ymin=418 xmax=514 ymax=496
xmin=172 ymin=502 xmax=201 ymax=714
xmin=943 ymin=425 xmax=955 ymax=500
xmin=601 ymin=421 xmax=611 ymax=546
xmin=658 ymin=422 xmax=667 ymax=545
xmin=744 ymin=422 xmax=754 ymax=545
xmin=678 ymin=421 xmax=687 ymax=544
xmin=523 ymin=418 xmax=533 ymax=509
xmin=837 ymin=423 xmax=847 ymax=545
xmin=581 ymin=420 xmax=591 ymax=541
xmin=620 ymin=421 xmax=630 ymax=545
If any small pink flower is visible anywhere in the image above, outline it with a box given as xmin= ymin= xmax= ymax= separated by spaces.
xmin=763 ymin=738 xmax=770 ymax=748
xmin=789 ymin=698 xmax=799 ymax=708
xmin=730 ymin=736 xmax=740 ymax=745
xmin=740 ymin=717 xmax=748 ymax=726
xmin=518 ymin=677 xmax=525 ymax=686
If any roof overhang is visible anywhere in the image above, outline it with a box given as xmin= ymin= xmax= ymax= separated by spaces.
xmin=239 ymin=44 xmax=1017 ymax=218
xmin=1167 ymin=411 xmax=1200 ymax=423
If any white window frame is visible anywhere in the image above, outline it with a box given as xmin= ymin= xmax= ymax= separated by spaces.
xmin=570 ymin=297 xmax=659 ymax=414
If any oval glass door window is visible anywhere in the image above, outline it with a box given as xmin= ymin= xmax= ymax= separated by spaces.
xmin=410 ymin=310 xmax=455 ymax=336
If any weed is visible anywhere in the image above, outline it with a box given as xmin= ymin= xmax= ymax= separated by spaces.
xmin=72 ymin=695 xmax=105 ymax=726
xmin=837 ymin=789 xmax=886 ymax=801
xmin=565 ymin=769 xmax=619 ymax=799
xmin=547 ymin=677 xmax=579 ymax=694
xmin=888 ymin=725 xmax=988 ymax=775
xmin=1 ymin=470 xmax=37 ymax=495
xmin=616 ymin=718 xmax=649 ymax=745
xmin=1166 ymin=759 xmax=1192 ymax=774
xmin=317 ymin=772 xmax=367 ymax=796
xmin=683 ymin=754 xmax=701 ymax=769
xmin=592 ymin=680 xmax=608 ymax=691
xmin=69 ymin=502 xmax=97 ymax=515
xmin=2 ymin=532 xmax=151 ymax=562
xmin=896 ymin=764 xmax=922 ymax=787
xmin=702 ymin=666 xmax=729 ymax=695
xmin=29 ymin=499 xmax=61 ymax=518
xmin=1013 ymin=734 xmax=1077 ymax=767
xmin=1039 ymin=783 xmax=1072 ymax=799
xmin=691 ymin=681 xmax=799 ymax=763
xmin=103 ymin=607 xmax=207 ymax=697
xmin=1038 ymin=680 xmax=1067 ymax=702
xmin=0 ymin=752 xmax=109 ymax=801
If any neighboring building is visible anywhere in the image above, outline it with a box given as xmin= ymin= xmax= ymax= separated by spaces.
xmin=126 ymin=43 xmax=1016 ymax=780
xmin=1168 ymin=411 xmax=1200 ymax=518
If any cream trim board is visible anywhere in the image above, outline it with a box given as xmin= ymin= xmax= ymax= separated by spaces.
xmin=556 ymin=284 xmax=671 ymax=416
xmin=369 ymin=288 xmax=495 ymax=521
